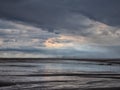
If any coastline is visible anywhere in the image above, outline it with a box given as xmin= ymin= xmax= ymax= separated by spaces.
xmin=0 ymin=58 xmax=119 ymax=90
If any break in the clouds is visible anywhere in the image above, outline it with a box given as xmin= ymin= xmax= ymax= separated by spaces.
xmin=0 ymin=0 xmax=120 ymax=58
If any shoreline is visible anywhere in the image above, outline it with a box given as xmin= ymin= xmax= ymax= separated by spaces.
xmin=0 ymin=58 xmax=120 ymax=90
xmin=0 ymin=58 xmax=120 ymax=65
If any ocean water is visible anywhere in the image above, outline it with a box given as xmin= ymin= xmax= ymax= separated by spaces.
xmin=0 ymin=60 xmax=120 ymax=74
xmin=0 ymin=60 xmax=120 ymax=90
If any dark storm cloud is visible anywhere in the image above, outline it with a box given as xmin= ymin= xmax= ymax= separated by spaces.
xmin=0 ymin=0 xmax=120 ymax=29
xmin=0 ymin=0 xmax=120 ymax=58
xmin=0 ymin=0 xmax=120 ymax=42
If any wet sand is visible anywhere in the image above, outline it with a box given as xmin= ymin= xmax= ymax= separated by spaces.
xmin=0 ymin=58 xmax=120 ymax=90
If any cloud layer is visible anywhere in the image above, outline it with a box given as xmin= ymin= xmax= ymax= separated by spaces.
xmin=0 ymin=0 xmax=120 ymax=26
xmin=0 ymin=19 xmax=119 ymax=58
xmin=0 ymin=0 xmax=120 ymax=58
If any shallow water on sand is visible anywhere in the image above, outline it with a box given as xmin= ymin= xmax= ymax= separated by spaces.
xmin=0 ymin=60 xmax=120 ymax=90
xmin=0 ymin=60 xmax=120 ymax=73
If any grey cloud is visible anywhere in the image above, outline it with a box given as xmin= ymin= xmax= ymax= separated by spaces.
xmin=0 ymin=46 xmax=118 ymax=58
xmin=1 ymin=0 xmax=120 ymax=41
xmin=1 ymin=0 xmax=120 ymax=38
xmin=0 ymin=20 xmax=58 ymax=49
xmin=0 ymin=0 xmax=120 ymax=58
xmin=0 ymin=0 xmax=120 ymax=27
xmin=0 ymin=19 xmax=120 ymax=58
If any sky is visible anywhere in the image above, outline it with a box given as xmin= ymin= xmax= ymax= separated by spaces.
xmin=0 ymin=0 xmax=120 ymax=58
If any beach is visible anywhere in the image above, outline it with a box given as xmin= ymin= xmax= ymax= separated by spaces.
xmin=0 ymin=59 xmax=120 ymax=90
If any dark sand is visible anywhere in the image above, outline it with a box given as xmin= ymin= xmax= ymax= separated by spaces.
xmin=0 ymin=58 xmax=120 ymax=90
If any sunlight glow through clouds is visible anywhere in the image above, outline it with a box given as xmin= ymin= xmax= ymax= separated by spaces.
xmin=44 ymin=35 xmax=88 ymax=48
xmin=0 ymin=18 xmax=120 ymax=58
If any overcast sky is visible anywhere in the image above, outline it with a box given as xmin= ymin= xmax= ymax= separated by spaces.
xmin=0 ymin=0 xmax=120 ymax=58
